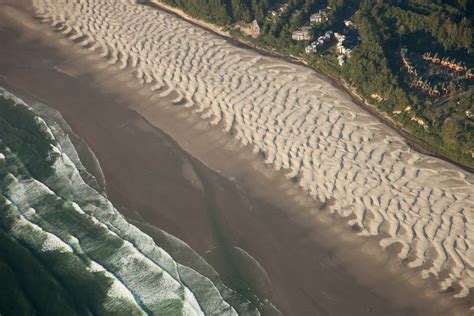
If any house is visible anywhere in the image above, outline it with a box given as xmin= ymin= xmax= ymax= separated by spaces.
xmin=411 ymin=116 xmax=428 ymax=129
xmin=441 ymin=57 xmax=450 ymax=67
xmin=292 ymin=27 xmax=313 ymax=41
xmin=413 ymin=77 xmax=424 ymax=87
xmin=454 ymin=63 xmax=467 ymax=72
xmin=336 ymin=43 xmax=347 ymax=54
xmin=279 ymin=4 xmax=289 ymax=13
xmin=429 ymin=85 xmax=441 ymax=97
xmin=310 ymin=10 xmax=328 ymax=24
xmin=423 ymin=52 xmax=468 ymax=74
xmin=334 ymin=33 xmax=354 ymax=57
xmin=306 ymin=30 xmax=334 ymax=53
xmin=371 ymin=94 xmax=384 ymax=102
xmin=421 ymin=80 xmax=430 ymax=91
xmin=401 ymin=49 xmax=417 ymax=76
xmin=466 ymin=69 xmax=473 ymax=79
xmin=424 ymin=52 xmax=440 ymax=64
xmin=335 ymin=32 xmax=351 ymax=56
xmin=466 ymin=110 xmax=473 ymax=118
xmin=344 ymin=20 xmax=355 ymax=28
xmin=305 ymin=44 xmax=317 ymax=54
xmin=251 ymin=20 xmax=261 ymax=38
xmin=334 ymin=33 xmax=346 ymax=43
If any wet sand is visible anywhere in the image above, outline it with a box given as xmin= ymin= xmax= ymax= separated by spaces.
xmin=0 ymin=1 xmax=472 ymax=315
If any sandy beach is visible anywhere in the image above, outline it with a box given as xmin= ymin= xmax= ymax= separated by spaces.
xmin=143 ymin=0 xmax=473 ymax=173
xmin=1 ymin=0 xmax=473 ymax=315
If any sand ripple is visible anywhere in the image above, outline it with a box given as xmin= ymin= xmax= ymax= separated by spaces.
xmin=33 ymin=0 xmax=474 ymax=298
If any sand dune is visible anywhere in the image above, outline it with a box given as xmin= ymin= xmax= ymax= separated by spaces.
xmin=32 ymin=0 xmax=474 ymax=299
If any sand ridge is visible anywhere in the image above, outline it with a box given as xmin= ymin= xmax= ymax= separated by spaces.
xmin=32 ymin=0 xmax=474 ymax=299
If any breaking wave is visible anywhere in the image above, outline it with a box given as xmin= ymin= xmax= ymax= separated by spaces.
xmin=0 ymin=87 xmax=261 ymax=315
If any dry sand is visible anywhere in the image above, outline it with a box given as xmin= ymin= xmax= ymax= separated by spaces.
xmin=0 ymin=0 xmax=473 ymax=315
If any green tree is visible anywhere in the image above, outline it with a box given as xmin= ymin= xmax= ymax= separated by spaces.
xmin=442 ymin=119 xmax=463 ymax=149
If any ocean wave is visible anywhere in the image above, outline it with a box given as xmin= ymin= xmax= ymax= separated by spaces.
xmin=0 ymin=89 xmax=260 ymax=315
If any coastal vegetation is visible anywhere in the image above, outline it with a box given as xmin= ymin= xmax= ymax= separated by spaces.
xmin=156 ymin=0 xmax=474 ymax=168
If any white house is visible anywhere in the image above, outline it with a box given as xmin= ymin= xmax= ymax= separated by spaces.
xmin=344 ymin=20 xmax=355 ymax=28
xmin=292 ymin=26 xmax=313 ymax=41
xmin=334 ymin=33 xmax=345 ymax=42
xmin=251 ymin=20 xmax=261 ymax=38
xmin=305 ymin=44 xmax=317 ymax=54
xmin=310 ymin=10 xmax=328 ymax=24
xmin=336 ymin=43 xmax=347 ymax=54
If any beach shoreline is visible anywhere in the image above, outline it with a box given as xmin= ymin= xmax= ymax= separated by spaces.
xmin=1 ymin=1 xmax=473 ymax=315
xmin=141 ymin=0 xmax=474 ymax=173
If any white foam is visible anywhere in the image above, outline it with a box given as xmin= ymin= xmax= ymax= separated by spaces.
xmin=0 ymin=97 xmax=241 ymax=314
xmin=1 ymin=152 xmax=213 ymax=315
xmin=0 ymin=87 xmax=30 ymax=108
xmin=87 ymin=260 xmax=147 ymax=314
xmin=3 ymin=197 xmax=73 ymax=254
xmin=35 ymin=116 xmax=56 ymax=141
